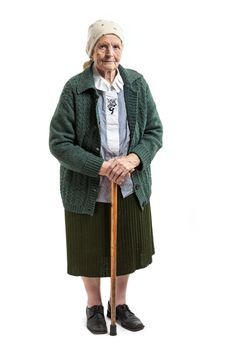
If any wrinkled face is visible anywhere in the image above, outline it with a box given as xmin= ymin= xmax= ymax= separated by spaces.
xmin=92 ymin=34 xmax=123 ymax=72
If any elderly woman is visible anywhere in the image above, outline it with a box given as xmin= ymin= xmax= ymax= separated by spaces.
xmin=49 ymin=19 xmax=163 ymax=334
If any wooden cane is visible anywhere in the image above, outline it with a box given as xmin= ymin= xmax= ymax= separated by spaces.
xmin=110 ymin=181 xmax=118 ymax=336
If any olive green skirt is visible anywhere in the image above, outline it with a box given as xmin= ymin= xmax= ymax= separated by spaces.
xmin=64 ymin=190 xmax=155 ymax=277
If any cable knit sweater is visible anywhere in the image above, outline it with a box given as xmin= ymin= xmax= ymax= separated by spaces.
xmin=49 ymin=64 xmax=163 ymax=215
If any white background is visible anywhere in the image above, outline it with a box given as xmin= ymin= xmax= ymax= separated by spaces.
xmin=1 ymin=0 xmax=233 ymax=349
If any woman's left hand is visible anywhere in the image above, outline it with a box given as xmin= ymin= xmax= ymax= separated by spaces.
xmin=105 ymin=153 xmax=141 ymax=185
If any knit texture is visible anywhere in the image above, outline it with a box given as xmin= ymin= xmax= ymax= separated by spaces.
xmin=49 ymin=64 xmax=163 ymax=215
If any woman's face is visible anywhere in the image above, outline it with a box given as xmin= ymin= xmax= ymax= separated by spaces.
xmin=92 ymin=34 xmax=123 ymax=73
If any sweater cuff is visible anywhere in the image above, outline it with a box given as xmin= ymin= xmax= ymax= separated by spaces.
xmin=83 ymin=153 xmax=104 ymax=177
xmin=130 ymin=144 xmax=152 ymax=171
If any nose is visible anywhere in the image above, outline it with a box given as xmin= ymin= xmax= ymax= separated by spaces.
xmin=106 ymin=45 xmax=114 ymax=56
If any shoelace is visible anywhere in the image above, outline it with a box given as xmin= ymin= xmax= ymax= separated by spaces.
xmin=89 ymin=305 xmax=104 ymax=319
xmin=111 ymin=304 xmax=134 ymax=318
xmin=119 ymin=304 xmax=134 ymax=315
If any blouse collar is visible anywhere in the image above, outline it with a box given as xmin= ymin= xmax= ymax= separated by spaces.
xmin=92 ymin=63 xmax=124 ymax=93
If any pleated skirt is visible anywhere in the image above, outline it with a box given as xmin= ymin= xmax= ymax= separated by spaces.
xmin=64 ymin=190 xmax=155 ymax=277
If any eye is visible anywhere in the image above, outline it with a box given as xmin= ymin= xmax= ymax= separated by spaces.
xmin=113 ymin=45 xmax=120 ymax=49
xmin=98 ymin=44 xmax=107 ymax=50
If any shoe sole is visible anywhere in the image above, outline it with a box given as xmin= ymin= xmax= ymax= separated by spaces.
xmin=87 ymin=326 xmax=107 ymax=335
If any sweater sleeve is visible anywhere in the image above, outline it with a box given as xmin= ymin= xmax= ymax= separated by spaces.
xmin=49 ymin=81 xmax=104 ymax=177
xmin=130 ymin=82 xmax=163 ymax=171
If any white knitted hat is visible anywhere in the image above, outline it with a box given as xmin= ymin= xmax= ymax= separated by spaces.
xmin=86 ymin=19 xmax=124 ymax=57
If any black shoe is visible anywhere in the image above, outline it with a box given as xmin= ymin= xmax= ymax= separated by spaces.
xmin=86 ymin=305 xmax=107 ymax=334
xmin=107 ymin=301 xmax=145 ymax=331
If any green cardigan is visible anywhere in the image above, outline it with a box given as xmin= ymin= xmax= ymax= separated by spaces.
xmin=49 ymin=64 xmax=163 ymax=215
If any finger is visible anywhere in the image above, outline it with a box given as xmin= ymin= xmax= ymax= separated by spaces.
xmin=115 ymin=170 xmax=131 ymax=184
xmin=108 ymin=161 xmax=125 ymax=178
xmin=111 ymin=168 xmax=124 ymax=182
xmin=115 ymin=159 xmax=134 ymax=173
xmin=105 ymin=159 xmax=118 ymax=176
xmin=109 ymin=170 xmax=130 ymax=185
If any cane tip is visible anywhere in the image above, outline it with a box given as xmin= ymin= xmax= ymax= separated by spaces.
xmin=110 ymin=324 xmax=117 ymax=336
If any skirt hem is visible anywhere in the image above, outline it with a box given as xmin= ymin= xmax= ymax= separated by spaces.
xmin=66 ymin=253 xmax=154 ymax=277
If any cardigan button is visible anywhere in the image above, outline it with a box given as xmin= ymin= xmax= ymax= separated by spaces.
xmin=135 ymin=184 xmax=139 ymax=190
xmin=95 ymin=147 xmax=100 ymax=151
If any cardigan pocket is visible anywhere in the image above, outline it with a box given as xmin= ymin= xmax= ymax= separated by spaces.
xmin=60 ymin=166 xmax=87 ymax=208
